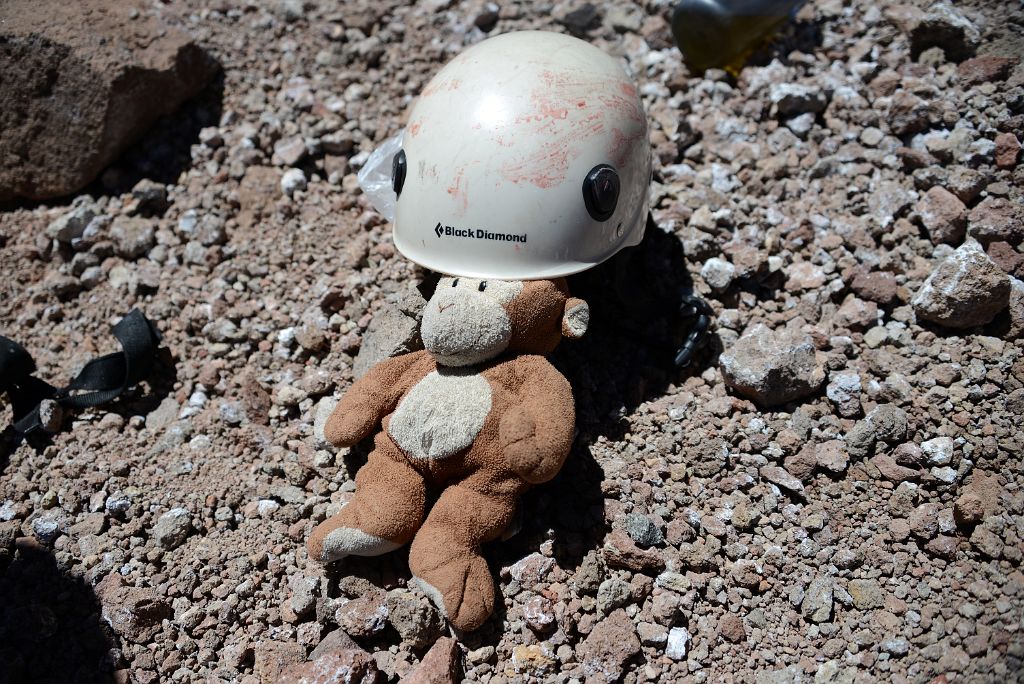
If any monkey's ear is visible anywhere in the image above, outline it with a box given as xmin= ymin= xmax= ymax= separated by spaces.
xmin=561 ymin=298 xmax=589 ymax=339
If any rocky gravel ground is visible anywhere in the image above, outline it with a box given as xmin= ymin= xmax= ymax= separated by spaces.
xmin=2 ymin=0 xmax=1023 ymax=683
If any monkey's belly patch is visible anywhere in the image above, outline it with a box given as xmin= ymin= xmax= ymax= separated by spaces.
xmin=388 ymin=369 xmax=492 ymax=460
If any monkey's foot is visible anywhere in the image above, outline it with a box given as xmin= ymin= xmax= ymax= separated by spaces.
xmin=411 ymin=553 xmax=496 ymax=631
xmin=307 ymin=519 xmax=400 ymax=564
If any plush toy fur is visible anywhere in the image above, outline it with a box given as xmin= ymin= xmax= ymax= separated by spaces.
xmin=308 ymin=277 xmax=588 ymax=631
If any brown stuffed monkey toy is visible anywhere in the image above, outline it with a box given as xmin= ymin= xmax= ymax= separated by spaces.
xmin=307 ymin=276 xmax=588 ymax=631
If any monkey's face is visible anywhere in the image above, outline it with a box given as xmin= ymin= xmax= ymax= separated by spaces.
xmin=422 ymin=277 xmax=525 ymax=366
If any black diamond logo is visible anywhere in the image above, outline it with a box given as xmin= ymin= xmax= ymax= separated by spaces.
xmin=434 ymin=222 xmax=443 ymax=238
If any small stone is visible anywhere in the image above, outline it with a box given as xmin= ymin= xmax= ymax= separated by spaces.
xmin=386 ymin=589 xmax=443 ymax=648
xmin=957 ymin=55 xmax=1018 ymax=85
xmin=846 ymin=419 xmax=875 ymax=459
xmin=577 ymin=609 xmax=641 ymax=682
xmin=994 ymin=133 xmax=1020 ymax=170
xmin=893 ymin=443 xmax=924 ymax=467
xmin=335 ymin=589 xmax=388 ymax=638
xmin=917 ymin=186 xmax=967 ymax=245
xmin=404 ymin=637 xmax=460 ymax=684
xmin=522 ymin=595 xmax=556 ymax=632
xmin=131 ymin=179 xmax=168 ymax=214
xmin=289 ymin=575 xmax=320 ymax=620
xmin=277 ymin=649 xmax=378 ymax=684
xmin=912 ymin=240 xmax=1010 ymax=328
xmin=783 ymin=446 xmax=818 ymax=482
xmin=860 ymin=127 xmax=884 ymax=147
xmin=847 ymin=579 xmax=884 ymax=610
xmin=769 ymin=83 xmax=828 ymax=117
xmin=815 ymin=440 xmax=849 ymax=473
xmin=152 ymin=508 xmax=192 ymax=550
xmin=925 ymin=535 xmax=958 ymax=559
xmin=637 ymin=622 xmax=668 ymax=647
xmin=826 ymin=372 xmax=862 ymax=418
xmin=96 ymin=574 xmax=173 ymax=644
xmin=969 ymin=197 xmax=1023 ymax=245
xmin=851 ymin=271 xmax=898 ymax=306
xmin=908 ymin=503 xmax=941 ymax=540
xmin=273 ymin=136 xmax=306 ymax=166
xmin=921 ymin=437 xmax=955 ymax=466
xmin=280 ymin=168 xmax=307 ymax=196
xmin=760 ymin=465 xmax=804 ymax=494
xmin=729 ymin=559 xmax=761 ymax=590
xmin=597 ymin=578 xmax=632 ymax=614
xmin=888 ymin=1 xmax=980 ymax=61
xmin=37 ymin=399 xmax=63 ymax=433
xmin=511 ymin=644 xmax=557 ymax=675
xmin=109 ymin=217 xmax=156 ymax=259
xmin=353 ymin=305 xmax=421 ymax=379
xmin=880 ymin=638 xmax=910 ymax=657
xmin=801 ymin=576 xmax=833 ymax=623
xmin=953 ymin=492 xmax=984 ymax=527
xmin=602 ymin=530 xmax=666 ymax=573
xmin=871 ymin=454 xmax=918 ymax=482
xmin=623 ymin=513 xmax=663 ymax=548
xmin=719 ymin=614 xmax=746 ymax=643
xmin=47 ymin=202 xmax=97 ymax=242
xmin=971 ymin=526 xmax=1003 ymax=558
xmin=719 ymin=324 xmax=826 ymax=407
xmin=701 ymin=257 xmax=736 ymax=291
xmin=665 ymin=626 xmax=691 ymax=660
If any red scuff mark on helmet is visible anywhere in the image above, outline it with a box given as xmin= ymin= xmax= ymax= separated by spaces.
xmin=447 ymin=168 xmax=464 ymax=198
xmin=498 ymin=70 xmax=642 ymax=189
xmin=409 ymin=122 xmax=422 ymax=137
xmin=447 ymin=167 xmax=470 ymax=216
xmin=608 ymin=128 xmax=643 ymax=168
xmin=598 ymin=94 xmax=644 ymax=125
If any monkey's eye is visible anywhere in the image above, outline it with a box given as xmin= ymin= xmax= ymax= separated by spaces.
xmin=582 ymin=164 xmax=619 ymax=222
xmin=452 ymin=278 xmax=459 ymax=287
xmin=478 ymin=281 xmax=487 ymax=291
xmin=392 ymin=149 xmax=407 ymax=197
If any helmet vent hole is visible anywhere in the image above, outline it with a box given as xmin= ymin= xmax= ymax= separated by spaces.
xmin=583 ymin=164 xmax=619 ymax=222
xmin=392 ymin=149 xmax=407 ymax=196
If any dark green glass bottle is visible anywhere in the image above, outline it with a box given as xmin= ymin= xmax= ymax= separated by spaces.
xmin=671 ymin=0 xmax=807 ymax=74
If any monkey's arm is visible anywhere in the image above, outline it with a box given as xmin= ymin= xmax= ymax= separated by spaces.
xmin=498 ymin=356 xmax=575 ymax=485
xmin=325 ymin=351 xmax=431 ymax=447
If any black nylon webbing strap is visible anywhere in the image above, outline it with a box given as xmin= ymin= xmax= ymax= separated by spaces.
xmin=0 ymin=310 xmax=161 ymax=435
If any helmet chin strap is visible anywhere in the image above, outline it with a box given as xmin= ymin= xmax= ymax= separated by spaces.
xmin=0 ymin=310 xmax=162 ymax=435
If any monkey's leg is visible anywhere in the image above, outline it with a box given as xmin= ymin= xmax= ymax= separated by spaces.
xmin=307 ymin=432 xmax=425 ymax=563
xmin=408 ymin=479 xmax=518 ymax=631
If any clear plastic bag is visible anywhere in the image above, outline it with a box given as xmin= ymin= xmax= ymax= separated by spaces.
xmin=357 ymin=130 xmax=404 ymax=222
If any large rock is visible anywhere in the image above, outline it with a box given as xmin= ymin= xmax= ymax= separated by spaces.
xmin=886 ymin=2 xmax=980 ymax=62
xmin=352 ymin=304 xmax=422 ymax=379
xmin=95 ymin=573 xmax=172 ymax=643
xmin=0 ymin=0 xmax=217 ymax=201
xmin=912 ymin=241 xmax=1010 ymax=328
xmin=720 ymin=324 xmax=826 ymax=407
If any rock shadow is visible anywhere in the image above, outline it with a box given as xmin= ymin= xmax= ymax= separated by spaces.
xmin=0 ymin=542 xmax=120 ymax=684
xmin=747 ymin=14 xmax=825 ymax=67
xmin=85 ymin=69 xmax=226 ymax=198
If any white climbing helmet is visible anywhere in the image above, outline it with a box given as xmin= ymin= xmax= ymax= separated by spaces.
xmin=390 ymin=30 xmax=651 ymax=280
